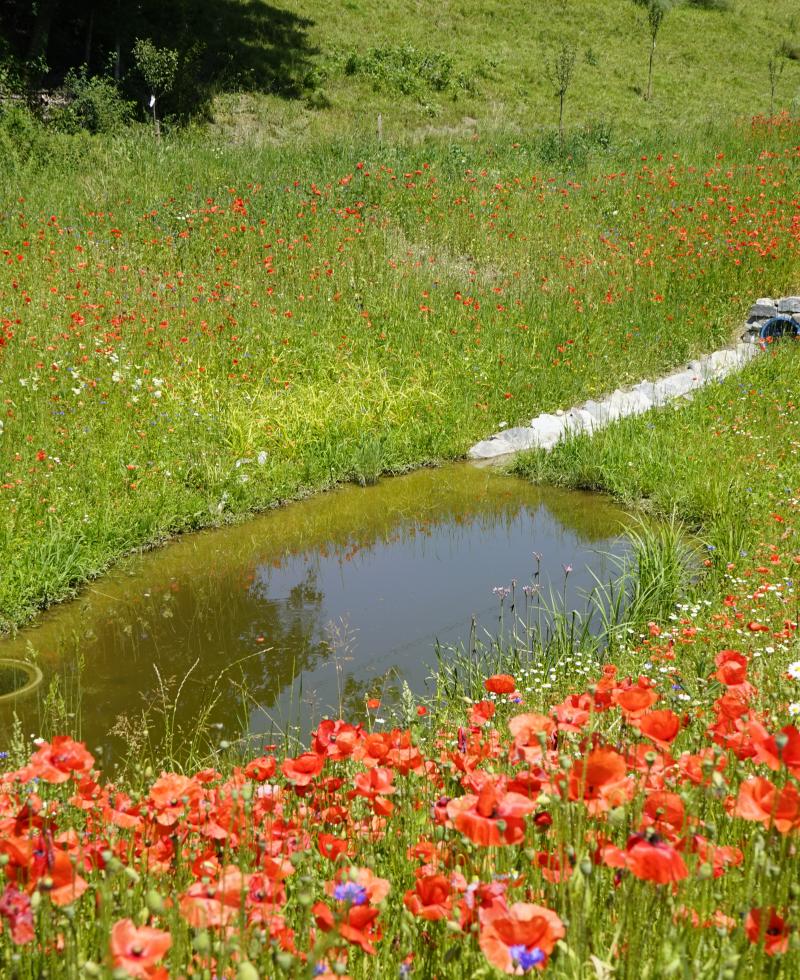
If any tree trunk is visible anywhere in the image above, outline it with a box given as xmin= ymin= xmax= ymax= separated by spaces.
xmin=26 ymin=0 xmax=59 ymax=65
xmin=84 ymin=6 xmax=95 ymax=68
xmin=647 ymin=36 xmax=656 ymax=101
xmin=559 ymin=92 xmax=564 ymax=140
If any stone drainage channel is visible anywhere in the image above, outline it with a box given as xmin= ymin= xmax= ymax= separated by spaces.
xmin=469 ymin=295 xmax=800 ymax=461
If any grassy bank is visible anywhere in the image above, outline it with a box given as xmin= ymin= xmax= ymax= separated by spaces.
xmin=210 ymin=0 xmax=800 ymax=144
xmin=1 ymin=356 xmax=799 ymax=973
xmin=2 ymin=119 xmax=800 ymax=630
xmin=512 ymin=341 xmax=800 ymax=573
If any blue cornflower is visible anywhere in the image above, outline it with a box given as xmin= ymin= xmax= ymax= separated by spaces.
xmin=509 ymin=945 xmax=546 ymax=971
xmin=333 ymin=882 xmax=367 ymax=905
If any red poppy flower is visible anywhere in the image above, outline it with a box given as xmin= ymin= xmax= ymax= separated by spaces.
xmin=603 ymin=834 xmax=688 ymax=885
xmin=485 ymin=674 xmax=517 ymax=695
xmin=641 ymin=791 xmax=686 ymax=839
xmin=470 ymin=700 xmax=496 ymax=727
xmin=508 ymin=713 xmax=556 ymax=762
xmin=733 ymin=777 xmax=800 ymax=833
xmin=613 ymin=680 xmax=659 ymax=718
xmin=745 ymin=908 xmax=791 ymax=956
xmin=244 ymin=755 xmax=276 ymax=781
xmin=17 ymin=737 xmax=95 ymax=784
xmin=568 ymin=746 xmax=632 ymax=813
xmin=714 ymin=650 xmax=749 ymax=687
xmin=317 ymin=834 xmax=350 ymax=862
xmin=403 ymin=873 xmax=453 ymax=920
xmin=110 ymin=919 xmax=172 ymax=978
xmin=479 ymin=901 xmax=565 ymax=973
xmin=281 ymin=751 xmax=325 ymax=786
xmin=0 ymin=886 xmax=34 ymax=944
xmin=447 ymin=779 xmax=537 ymax=846
xmin=635 ymin=709 xmax=681 ymax=748
xmin=313 ymin=901 xmax=382 ymax=955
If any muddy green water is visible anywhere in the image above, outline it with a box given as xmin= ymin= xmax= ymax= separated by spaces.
xmin=0 ymin=464 xmax=631 ymax=758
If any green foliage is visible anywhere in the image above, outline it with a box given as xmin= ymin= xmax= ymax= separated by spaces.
xmin=684 ymin=0 xmax=733 ymax=8
xmin=51 ymin=68 xmax=135 ymax=134
xmin=132 ymin=37 xmax=179 ymax=99
xmin=0 ymin=103 xmax=48 ymax=164
xmin=343 ymin=44 xmax=474 ymax=96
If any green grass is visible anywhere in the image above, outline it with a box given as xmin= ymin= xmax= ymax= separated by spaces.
xmin=207 ymin=0 xmax=800 ymax=144
xmin=1 ymin=119 xmax=799 ymax=631
xmin=512 ymin=342 xmax=800 ymax=573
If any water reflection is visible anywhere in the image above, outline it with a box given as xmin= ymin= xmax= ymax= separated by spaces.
xmin=0 ymin=464 xmax=631 ymax=756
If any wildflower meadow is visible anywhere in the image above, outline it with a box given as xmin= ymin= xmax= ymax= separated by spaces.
xmin=2 ymin=1 xmax=800 ymax=973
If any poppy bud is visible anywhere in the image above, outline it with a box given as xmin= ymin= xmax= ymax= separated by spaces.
xmin=125 ymin=867 xmax=140 ymax=884
xmin=697 ymin=862 xmax=713 ymax=880
xmin=275 ymin=953 xmax=294 ymax=971
xmin=146 ymin=889 xmax=166 ymax=914
xmin=608 ymin=806 xmax=626 ymax=828
xmin=193 ymin=931 xmax=211 ymax=954
xmin=237 ymin=963 xmax=259 ymax=980
xmin=579 ymin=856 xmax=593 ymax=877
xmin=81 ymin=962 xmax=101 ymax=977
xmin=297 ymin=891 xmax=314 ymax=907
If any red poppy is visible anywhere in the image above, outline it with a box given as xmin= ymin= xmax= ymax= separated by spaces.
xmin=470 ymin=700 xmax=496 ymax=727
xmin=750 ymin=724 xmax=800 ymax=776
xmin=733 ymin=777 xmax=800 ymax=833
xmin=110 ymin=919 xmax=172 ymax=978
xmin=312 ymin=720 xmax=362 ymax=760
xmin=568 ymin=747 xmax=632 ymax=813
xmin=403 ymin=873 xmax=453 ymax=920
xmin=0 ymin=886 xmax=34 ymax=944
xmin=281 ymin=752 xmax=325 ymax=787
xmin=635 ymin=709 xmax=681 ymax=748
xmin=714 ymin=650 xmax=749 ymax=687
xmin=313 ymin=901 xmax=382 ymax=955
xmin=640 ymin=791 xmax=686 ymax=839
xmin=244 ymin=755 xmax=276 ymax=781
xmin=604 ymin=834 xmax=688 ymax=885
xmin=484 ymin=674 xmax=517 ymax=695
xmin=508 ymin=713 xmax=556 ymax=762
xmin=745 ymin=908 xmax=791 ymax=956
xmin=479 ymin=901 xmax=565 ymax=973
xmin=447 ymin=779 xmax=537 ymax=846
xmin=613 ymin=680 xmax=659 ymax=718
xmin=317 ymin=834 xmax=350 ymax=862
xmin=16 ymin=737 xmax=95 ymax=784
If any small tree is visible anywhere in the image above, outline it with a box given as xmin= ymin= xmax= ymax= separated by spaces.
xmin=132 ymin=38 xmax=178 ymax=136
xmin=633 ymin=0 xmax=676 ymax=101
xmin=767 ymin=51 xmax=786 ymax=116
xmin=546 ymin=41 xmax=577 ymax=140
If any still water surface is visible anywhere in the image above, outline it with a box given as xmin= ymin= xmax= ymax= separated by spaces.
xmin=0 ymin=465 xmax=631 ymax=756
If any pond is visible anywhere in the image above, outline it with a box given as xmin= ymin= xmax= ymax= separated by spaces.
xmin=0 ymin=464 xmax=632 ymax=759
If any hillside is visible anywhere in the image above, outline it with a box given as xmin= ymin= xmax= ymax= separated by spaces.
xmin=210 ymin=0 xmax=800 ymax=143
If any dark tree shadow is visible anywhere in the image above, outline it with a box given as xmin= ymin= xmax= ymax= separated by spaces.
xmin=0 ymin=0 xmax=320 ymax=115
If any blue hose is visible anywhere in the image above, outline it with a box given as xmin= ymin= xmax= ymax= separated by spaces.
xmin=759 ymin=315 xmax=800 ymax=340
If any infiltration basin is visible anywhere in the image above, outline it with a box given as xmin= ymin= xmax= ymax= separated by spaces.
xmin=0 ymin=464 xmax=631 ymax=754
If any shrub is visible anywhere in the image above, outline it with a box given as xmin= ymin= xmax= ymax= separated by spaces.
xmin=343 ymin=45 xmax=474 ymax=96
xmin=51 ymin=69 xmax=135 ymax=134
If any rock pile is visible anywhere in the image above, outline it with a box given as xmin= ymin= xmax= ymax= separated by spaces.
xmin=742 ymin=296 xmax=800 ymax=342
